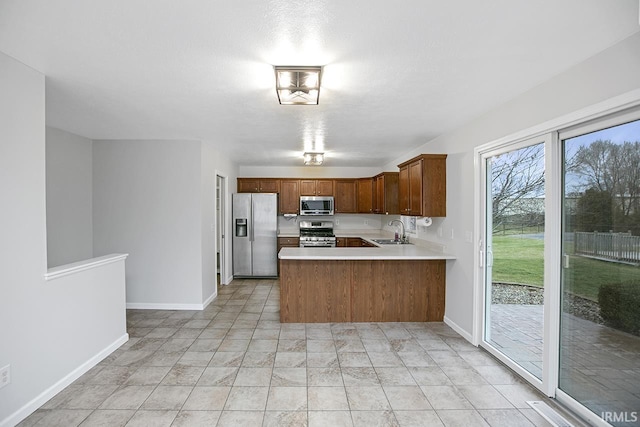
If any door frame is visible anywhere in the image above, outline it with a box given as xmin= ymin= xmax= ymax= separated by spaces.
xmin=215 ymin=172 xmax=230 ymax=285
xmin=476 ymin=134 xmax=551 ymax=395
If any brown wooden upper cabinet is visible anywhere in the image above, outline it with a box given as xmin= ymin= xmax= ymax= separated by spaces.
xmin=333 ymin=179 xmax=357 ymax=213
xmin=398 ymin=154 xmax=447 ymax=217
xmin=373 ymin=172 xmax=399 ymax=215
xmin=357 ymin=178 xmax=374 ymax=213
xmin=279 ymin=179 xmax=300 ymax=214
xmin=299 ymin=179 xmax=333 ymax=196
xmin=237 ymin=178 xmax=280 ymax=193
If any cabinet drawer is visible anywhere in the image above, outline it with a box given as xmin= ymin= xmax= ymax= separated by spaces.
xmin=278 ymin=237 xmax=300 ymax=246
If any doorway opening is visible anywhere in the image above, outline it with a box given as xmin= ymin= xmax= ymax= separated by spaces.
xmin=216 ymin=174 xmax=227 ymax=285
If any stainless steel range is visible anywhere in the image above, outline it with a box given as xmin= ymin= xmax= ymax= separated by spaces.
xmin=298 ymin=220 xmax=336 ymax=247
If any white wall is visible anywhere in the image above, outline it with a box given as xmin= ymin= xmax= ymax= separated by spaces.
xmin=383 ymin=31 xmax=640 ymax=338
xmin=92 ymin=139 xmax=204 ymax=308
xmin=0 ymin=51 xmax=127 ymax=427
xmin=46 ymin=126 xmax=93 ymax=267
xmin=201 ymin=141 xmax=238 ymax=291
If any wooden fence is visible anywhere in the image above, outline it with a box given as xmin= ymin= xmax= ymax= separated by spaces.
xmin=574 ymin=231 xmax=640 ymax=264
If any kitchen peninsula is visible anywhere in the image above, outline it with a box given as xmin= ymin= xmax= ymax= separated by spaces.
xmin=278 ymin=236 xmax=455 ymax=323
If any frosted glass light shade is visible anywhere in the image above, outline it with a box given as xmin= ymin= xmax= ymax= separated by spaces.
xmin=303 ymin=152 xmax=324 ymax=165
xmin=275 ymin=66 xmax=322 ymax=105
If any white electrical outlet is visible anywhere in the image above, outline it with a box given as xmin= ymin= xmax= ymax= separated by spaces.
xmin=0 ymin=365 xmax=10 ymax=389
xmin=335 ymin=219 xmax=339 ymax=225
xmin=364 ymin=219 xmax=369 ymax=225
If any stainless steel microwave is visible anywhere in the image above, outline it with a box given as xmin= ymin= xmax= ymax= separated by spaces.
xmin=300 ymin=196 xmax=334 ymax=216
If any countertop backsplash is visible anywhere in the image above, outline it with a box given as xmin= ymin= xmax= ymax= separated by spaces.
xmin=277 ymin=213 xmax=383 ymax=235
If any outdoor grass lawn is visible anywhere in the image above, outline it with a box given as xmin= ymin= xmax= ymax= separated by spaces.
xmin=492 ymin=235 xmax=640 ymax=301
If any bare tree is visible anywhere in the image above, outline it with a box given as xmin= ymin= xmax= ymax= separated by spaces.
xmin=491 ymin=144 xmax=545 ymax=232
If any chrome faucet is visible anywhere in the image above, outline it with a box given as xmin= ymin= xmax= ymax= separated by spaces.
xmin=388 ymin=219 xmax=406 ymax=242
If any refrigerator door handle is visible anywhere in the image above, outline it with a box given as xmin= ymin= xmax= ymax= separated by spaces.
xmin=249 ymin=204 xmax=254 ymax=242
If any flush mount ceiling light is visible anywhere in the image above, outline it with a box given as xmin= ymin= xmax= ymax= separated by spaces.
xmin=303 ymin=152 xmax=324 ymax=166
xmin=275 ymin=66 xmax=322 ymax=105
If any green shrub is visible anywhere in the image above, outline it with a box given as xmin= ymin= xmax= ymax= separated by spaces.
xmin=598 ymin=282 xmax=640 ymax=336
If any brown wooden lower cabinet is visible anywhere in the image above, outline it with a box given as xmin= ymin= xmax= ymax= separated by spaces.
xmin=279 ymin=259 xmax=445 ymax=323
xmin=336 ymin=237 xmax=376 ymax=247
xmin=277 ymin=237 xmax=300 ymax=275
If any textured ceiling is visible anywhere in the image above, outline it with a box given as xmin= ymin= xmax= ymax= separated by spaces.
xmin=0 ymin=0 xmax=638 ymax=167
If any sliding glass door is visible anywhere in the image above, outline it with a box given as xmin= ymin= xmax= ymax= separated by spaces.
xmin=483 ymin=139 xmax=547 ymax=383
xmin=480 ymin=107 xmax=640 ymax=425
xmin=559 ymin=117 xmax=640 ymax=424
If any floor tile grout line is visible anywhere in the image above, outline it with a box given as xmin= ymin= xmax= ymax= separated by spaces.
xmin=23 ymin=279 xmax=591 ymax=427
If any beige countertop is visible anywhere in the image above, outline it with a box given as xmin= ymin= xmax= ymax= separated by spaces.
xmin=278 ymin=230 xmax=455 ymax=260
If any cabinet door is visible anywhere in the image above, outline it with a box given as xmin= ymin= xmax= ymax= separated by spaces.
xmin=357 ymin=178 xmax=374 ymax=213
xmin=381 ymin=172 xmax=399 ymax=215
xmin=335 ymin=237 xmax=346 ymax=247
xmin=375 ymin=175 xmax=385 ymax=213
xmin=422 ymin=156 xmax=447 ymax=216
xmin=279 ymin=180 xmax=300 ymax=214
xmin=299 ymin=180 xmax=317 ymax=196
xmin=398 ymin=154 xmax=447 ymax=217
xmin=237 ymin=178 xmax=279 ymax=193
xmin=259 ymin=179 xmax=280 ymax=193
xmin=316 ymin=180 xmax=334 ymax=196
xmin=334 ymin=180 xmax=357 ymax=213
xmin=408 ymin=159 xmax=423 ymax=216
xmin=398 ymin=165 xmax=409 ymax=214
xmin=346 ymin=238 xmax=361 ymax=247
xmin=238 ymin=178 xmax=259 ymax=193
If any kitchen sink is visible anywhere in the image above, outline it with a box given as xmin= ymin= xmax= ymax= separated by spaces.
xmin=371 ymin=238 xmax=412 ymax=245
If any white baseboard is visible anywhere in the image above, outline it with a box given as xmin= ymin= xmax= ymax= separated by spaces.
xmin=1 ymin=333 xmax=129 ymax=427
xmin=202 ymin=291 xmax=217 ymax=309
xmin=126 ymin=302 xmax=205 ymax=310
xmin=444 ymin=315 xmax=475 ymax=345
xmin=126 ymin=292 xmax=220 ymax=311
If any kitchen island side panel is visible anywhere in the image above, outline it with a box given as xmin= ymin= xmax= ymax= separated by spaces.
xmin=351 ymin=260 xmax=445 ymax=322
xmin=280 ymin=259 xmax=351 ymax=323
xmin=279 ymin=259 xmax=445 ymax=322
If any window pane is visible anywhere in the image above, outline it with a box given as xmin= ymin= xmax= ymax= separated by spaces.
xmin=485 ymin=142 xmax=545 ymax=380
xmin=561 ymin=118 xmax=640 ymax=424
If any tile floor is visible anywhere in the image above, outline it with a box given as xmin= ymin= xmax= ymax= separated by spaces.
xmin=19 ymin=279 xmax=586 ymax=427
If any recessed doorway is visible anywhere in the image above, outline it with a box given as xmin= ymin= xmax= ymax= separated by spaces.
xmin=216 ymin=174 xmax=227 ymax=285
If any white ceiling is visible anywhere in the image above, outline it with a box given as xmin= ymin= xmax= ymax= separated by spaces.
xmin=0 ymin=1 xmax=638 ymax=167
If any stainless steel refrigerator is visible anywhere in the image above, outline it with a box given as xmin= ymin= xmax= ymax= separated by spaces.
xmin=232 ymin=193 xmax=278 ymax=277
